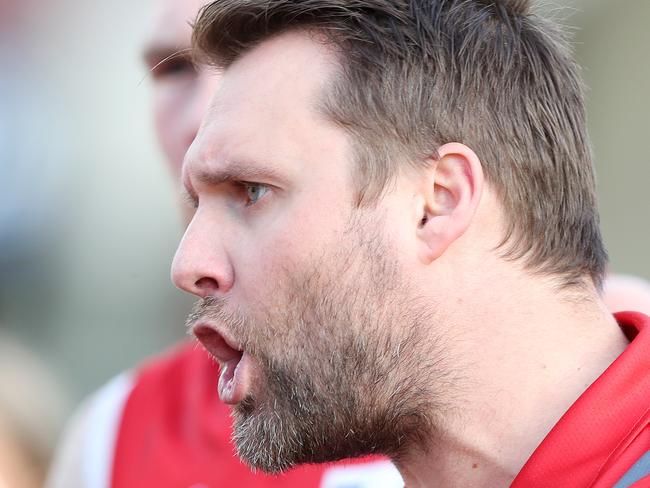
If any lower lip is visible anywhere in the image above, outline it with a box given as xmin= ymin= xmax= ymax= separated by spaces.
xmin=218 ymin=351 xmax=250 ymax=404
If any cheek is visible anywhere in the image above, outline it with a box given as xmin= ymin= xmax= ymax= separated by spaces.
xmin=232 ymin=216 xmax=331 ymax=306
xmin=239 ymin=231 xmax=312 ymax=289
xmin=229 ymin=184 xmax=355 ymax=308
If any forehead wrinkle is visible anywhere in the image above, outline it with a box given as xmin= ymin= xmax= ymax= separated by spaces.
xmin=186 ymin=31 xmax=352 ymax=194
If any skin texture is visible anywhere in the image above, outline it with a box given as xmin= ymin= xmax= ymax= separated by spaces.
xmin=173 ymin=32 xmax=446 ymax=471
xmin=172 ymin=31 xmax=632 ymax=487
xmin=185 ymin=210 xmax=441 ymax=472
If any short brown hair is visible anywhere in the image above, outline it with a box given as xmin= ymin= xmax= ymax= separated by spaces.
xmin=192 ymin=0 xmax=607 ymax=288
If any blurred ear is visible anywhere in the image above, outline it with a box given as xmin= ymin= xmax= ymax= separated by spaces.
xmin=416 ymin=143 xmax=484 ymax=264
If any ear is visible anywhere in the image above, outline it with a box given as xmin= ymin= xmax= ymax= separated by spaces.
xmin=416 ymin=143 xmax=484 ymax=264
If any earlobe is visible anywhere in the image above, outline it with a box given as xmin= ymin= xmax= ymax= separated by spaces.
xmin=417 ymin=143 xmax=484 ymax=265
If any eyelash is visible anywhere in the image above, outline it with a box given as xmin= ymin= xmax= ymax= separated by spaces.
xmin=183 ymin=182 xmax=270 ymax=210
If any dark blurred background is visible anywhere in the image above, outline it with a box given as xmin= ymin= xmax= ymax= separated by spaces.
xmin=0 ymin=0 xmax=648 ymax=480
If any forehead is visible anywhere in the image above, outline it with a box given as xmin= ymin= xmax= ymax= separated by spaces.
xmin=212 ymin=32 xmax=336 ymax=123
xmin=144 ymin=0 xmax=207 ymax=51
xmin=186 ymin=31 xmax=343 ymax=172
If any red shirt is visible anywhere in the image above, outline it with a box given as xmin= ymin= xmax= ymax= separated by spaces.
xmin=110 ymin=343 xmax=399 ymax=487
xmin=512 ymin=311 xmax=650 ymax=488
xmin=111 ymin=312 xmax=650 ymax=487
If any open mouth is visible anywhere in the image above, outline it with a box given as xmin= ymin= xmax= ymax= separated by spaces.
xmin=193 ymin=324 xmax=249 ymax=405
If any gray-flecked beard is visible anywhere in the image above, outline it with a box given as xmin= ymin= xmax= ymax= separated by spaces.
xmin=188 ymin=211 xmax=451 ymax=473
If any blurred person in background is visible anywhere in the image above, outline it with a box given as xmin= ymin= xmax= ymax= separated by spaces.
xmin=1 ymin=0 xmax=69 ymax=487
xmin=0 ymin=332 xmax=67 ymax=488
xmin=45 ymin=0 xmax=401 ymax=487
xmin=46 ymin=0 xmax=650 ymax=487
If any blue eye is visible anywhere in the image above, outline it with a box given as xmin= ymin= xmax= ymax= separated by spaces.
xmin=243 ymin=183 xmax=269 ymax=206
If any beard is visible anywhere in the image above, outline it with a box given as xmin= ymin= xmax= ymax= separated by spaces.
xmin=187 ymin=210 xmax=448 ymax=473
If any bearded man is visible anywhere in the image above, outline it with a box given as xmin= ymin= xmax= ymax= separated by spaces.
xmin=45 ymin=0 xmax=400 ymax=486
xmin=172 ymin=0 xmax=650 ymax=486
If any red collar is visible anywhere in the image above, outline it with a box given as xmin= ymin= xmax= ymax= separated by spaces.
xmin=512 ymin=312 xmax=650 ymax=487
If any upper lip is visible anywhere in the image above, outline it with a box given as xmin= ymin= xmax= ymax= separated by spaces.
xmin=192 ymin=322 xmax=243 ymax=363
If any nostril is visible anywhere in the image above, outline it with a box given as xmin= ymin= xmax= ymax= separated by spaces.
xmin=195 ymin=277 xmax=220 ymax=296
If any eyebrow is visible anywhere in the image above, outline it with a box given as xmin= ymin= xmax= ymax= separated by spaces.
xmin=181 ymin=160 xmax=286 ymax=204
xmin=142 ymin=44 xmax=192 ymax=68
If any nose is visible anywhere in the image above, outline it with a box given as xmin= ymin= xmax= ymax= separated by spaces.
xmin=171 ymin=217 xmax=234 ymax=298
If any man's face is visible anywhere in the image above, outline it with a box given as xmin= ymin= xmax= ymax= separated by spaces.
xmin=142 ymin=0 xmax=218 ymax=178
xmin=173 ymin=32 xmax=443 ymax=472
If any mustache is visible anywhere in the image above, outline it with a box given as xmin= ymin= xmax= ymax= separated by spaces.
xmin=184 ymin=296 xmax=230 ymax=333
xmin=185 ymin=296 xmax=254 ymax=349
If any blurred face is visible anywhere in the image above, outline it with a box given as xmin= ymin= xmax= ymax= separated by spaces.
xmin=142 ymin=0 xmax=219 ymax=178
xmin=173 ymin=32 xmax=442 ymax=472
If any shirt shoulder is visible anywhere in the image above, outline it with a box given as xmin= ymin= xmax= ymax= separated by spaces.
xmin=48 ymin=342 xmax=403 ymax=488
xmin=512 ymin=312 xmax=650 ymax=488
xmin=45 ymin=372 xmax=134 ymax=488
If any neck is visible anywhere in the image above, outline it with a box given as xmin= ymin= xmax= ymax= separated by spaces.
xmin=395 ymin=268 xmax=628 ymax=487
